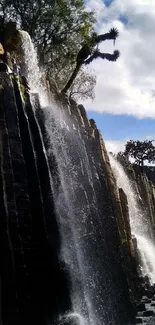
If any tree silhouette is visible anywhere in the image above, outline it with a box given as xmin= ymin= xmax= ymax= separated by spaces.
xmin=62 ymin=27 xmax=120 ymax=93
xmin=124 ymin=140 xmax=155 ymax=172
xmin=68 ymin=68 xmax=96 ymax=101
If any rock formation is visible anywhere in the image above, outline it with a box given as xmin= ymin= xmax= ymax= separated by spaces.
xmin=1 ymin=24 xmax=155 ymax=325
xmin=123 ymin=163 xmax=155 ymax=241
xmin=0 ymin=71 xmax=71 ymax=325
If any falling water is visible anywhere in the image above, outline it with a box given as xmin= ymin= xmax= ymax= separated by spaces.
xmin=109 ymin=155 xmax=155 ymax=284
xmin=136 ymin=235 xmax=155 ymax=283
xmin=20 ymin=33 xmax=118 ymax=325
xmin=43 ymin=105 xmax=114 ymax=325
xmin=19 ymin=30 xmax=48 ymax=106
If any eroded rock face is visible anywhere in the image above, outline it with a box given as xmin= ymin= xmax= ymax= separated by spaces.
xmin=0 ymin=70 xmax=137 ymax=325
xmin=39 ymin=86 xmax=139 ymax=324
xmin=0 ymin=27 xmax=145 ymax=323
xmin=124 ymin=164 xmax=155 ymax=241
xmin=0 ymin=72 xmax=71 ymax=324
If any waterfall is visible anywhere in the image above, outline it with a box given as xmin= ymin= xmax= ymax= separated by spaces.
xmin=19 ymin=30 xmax=48 ymax=106
xmin=136 ymin=235 xmax=155 ymax=284
xmin=43 ymin=105 xmax=118 ymax=325
xmin=109 ymin=155 xmax=155 ymax=284
xmin=19 ymin=33 xmax=119 ymax=325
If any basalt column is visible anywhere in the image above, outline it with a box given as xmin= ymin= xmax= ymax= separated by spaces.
xmin=0 ymin=72 xmax=71 ymax=324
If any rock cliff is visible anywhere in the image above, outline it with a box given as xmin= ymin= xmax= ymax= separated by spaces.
xmin=126 ymin=164 xmax=155 ymax=241
xmin=1 ymin=24 xmax=154 ymax=325
xmin=0 ymin=68 xmax=138 ymax=325
xmin=0 ymin=72 xmax=71 ymax=325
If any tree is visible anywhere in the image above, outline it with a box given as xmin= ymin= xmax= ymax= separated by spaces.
xmin=61 ymin=27 xmax=120 ymax=93
xmin=68 ymin=68 xmax=96 ymax=101
xmin=124 ymin=140 xmax=155 ymax=171
xmin=0 ymin=0 xmax=96 ymax=88
xmin=0 ymin=1 xmax=120 ymax=97
xmin=116 ymin=151 xmax=130 ymax=165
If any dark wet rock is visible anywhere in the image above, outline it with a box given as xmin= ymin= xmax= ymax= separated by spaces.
xmin=137 ymin=303 xmax=146 ymax=312
xmin=39 ymin=85 xmax=137 ymax=325
xmin=0 ymin=72 xmax=71 ymax=324
xmin=135 ymin=318 xmax=143 ymax=324
xmin=146 ymin=317 xmax=155 ymax=325
xmin=146 ymin=291 xmax=154 ymax=299
xmin=142 ymin=299 xmax=151 ymax=304
xmin=143 ymin=310 xmax=154 ymax=317
xmin=2 ymin=28 xmax=155 ymax=324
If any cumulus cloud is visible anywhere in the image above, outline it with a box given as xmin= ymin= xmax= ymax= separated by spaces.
xmin=105 ymin=139 xmax=126 ymax=154
xmin=105 ymin=133 xmax=155 ymax=155
xmin=83 ymin=0 xmax=155 ymax=118
xmin=145 ymin=135 xmax=155 ymax=140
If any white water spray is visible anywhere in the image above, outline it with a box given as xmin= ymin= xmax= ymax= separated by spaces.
xmin=19 ymin=32 xmax=117 ymax=325
xmin=44 ymin=105 xmax=107 ymax=325
xmin=109 ymin=155 xmax=155 ymax=284
xmin=19 ymin=30 xmax=48 ymax=106
xmin=59 ymin=312 xmax=86 ymax=325
xmin=136 ymin=235 xmax=155 ymax=283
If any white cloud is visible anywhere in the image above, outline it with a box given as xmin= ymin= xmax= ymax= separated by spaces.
xmin=105 ymin=133 xmax=155 ymax=155
xmin=105 ymin=140 xmax=126 ymax=154
xmin=83 ymin=0 xmax=155 ymax=118
xmin=145 ymin=135 xmax=155 ymax=140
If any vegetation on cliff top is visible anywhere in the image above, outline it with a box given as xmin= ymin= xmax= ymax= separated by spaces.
xmin=116 ymin=140 xmax=155 ymax=171
xmin=0 ymin=0 xmax=119 ymax=99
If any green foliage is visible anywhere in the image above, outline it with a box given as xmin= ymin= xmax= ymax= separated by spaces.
xmin=0 ymin=0 xmax=120 ymax=99
xmin=121 ymin=238 xmax=127 ymax=245
xmin=0 ymin=0 xmax=95 ymax=88
xmin=0 ymin=84 xmax=4 ymax=92
xmin=124 ymin=140 xmax=155 ymax=167
xmin=116 ymin=151 xmax=130 ymax=165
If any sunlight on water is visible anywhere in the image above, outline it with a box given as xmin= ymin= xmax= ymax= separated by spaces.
xmin=109 ymin=155 xmax=147 ymax=234
xmin=110 ymin=155 xmax=155 ymax=284
xmin=19 ymin=33 xmax=113 ymax=325
xmin=59 ymin=312 xmax=87 ymax=325
xmin=136 ymin=235 xmax=155 ymax=284
xmin=19 ymin=30 xmax=48 ymax=106
xmin=43 ymin=105 xmax=105 ymax=325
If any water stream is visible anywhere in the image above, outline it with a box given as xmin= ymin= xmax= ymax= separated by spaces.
xmin=109 ymin=155 xmax=155 ymax=284
xmin=14 ymin=28 xmax=155 ymax=325
xmin=19 ymin=30 xmax=48 ymax=106
xmin=20 ymin=33 xmax=119 ymax=325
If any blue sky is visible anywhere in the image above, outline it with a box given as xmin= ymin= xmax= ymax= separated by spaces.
xmin=84 ymin=0 xmax=155 ymax=153
xmin=103 ymin=0 xmax=114 ymax=7
xmin=88 ymin=111 xmax=155 ymax=141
